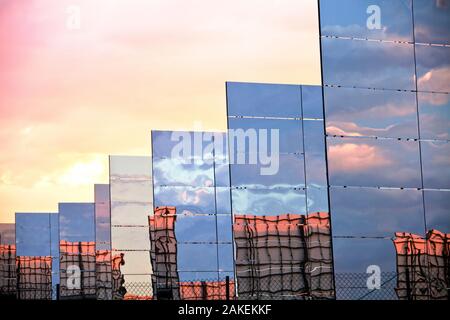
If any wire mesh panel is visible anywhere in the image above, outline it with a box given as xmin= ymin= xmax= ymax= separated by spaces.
xmin=233 ymin=212 xmax=333 ymax=299
xmin=59 ymin=241 xmax=96 ymax=299
xmin=16 ymin=256 xmax=52 ymax=300
xmin=149 ymin=206 xmax=179 ymax=300
xmin=0 ymin=245 xmax=16 ymax=298
xmin=0 ymin=223 xmax=16 ymax=299
xmin=96 ymin=250 xmax=112 ymax=300
xmin=394 ymin=230 xmax=449 ymax=300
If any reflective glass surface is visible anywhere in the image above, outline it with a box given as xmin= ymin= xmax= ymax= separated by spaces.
xmin=117 ymin=251 xmax=152 ymax=275
xmin=230 ymin=154 xmax=305 ymax=189
xmin=95 ymin=184 xmax=110 ymax=251
xmin=327 ymin=137 xmax=422 ymax=188
xmin=304 ymin=120 xmax=327 ymax=187
xmin=413 ymin=0 xmax=450 ymax=45
xmin=306 ymin=186 xmax=329 ymax=214
xmin=151 ymin=130 xmax=233 ymax=297
xmin=418 ymin=92 xmax=450 ymax=140
xmin=15 ymin=214 xmax=51 ymax=257
xmin=111 ymin=226 xmax=151 ymax=250
xmin=227 ymin=82 xmax=333 ymax=299
xmin=177 ymin=244 xmax=218 ymax=271
xmin=59 ymin=203 xmax=95 ymax=242
xmin=321 ymin=38 xmax=416 ymax=90
xmin=0 ymin=224 xmax=15 ymax=245
xmin=421 ymin=140 xmax=450 ymax=189
xmin=173 ymin=215 xmax=217 ymax=243
xmin=15 ymin=213 xmax=59 ymax=291
xmin=231 ymin=188 xmax=306 ymax=216
xmin=416 ymin=45 xmax=450 ymax=93
xmin=324 ymin=87 xmax=419 ymax=139
xmin=302 ymin=86 xmax=324 ymax=119
xmin=424 ymin=190 xmax=450 ymax=233
xmin=320 ymin=0 xmax=413 ymax=41
xmin=218 ymin=244 xmax=234 ymax=271
xmin=152 ymin=130 xmax=216 ymax=160
xmin=153 ymin=186 xmax=216 ymax=215
xmin=228 ymin=118 xmax=303 ymax=154
xmin=333 ymin=238 xmax=396 ymax=274
xmin=109 ymin=155 xmax=153 ymax=294
xmin=226 ymin=82 xmax=301 ymax=118
xmin=330 ymin=188 xmax=425 ymax=237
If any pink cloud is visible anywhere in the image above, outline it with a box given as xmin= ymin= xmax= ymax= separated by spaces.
xmin=418 ymin=66 xmax=450 ymax=93
xmin=328 ymin=142 xmax=392 ymax=172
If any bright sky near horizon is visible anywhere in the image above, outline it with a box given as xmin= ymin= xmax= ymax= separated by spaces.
xmin=0 ymin=0 xmax=321 ymax=222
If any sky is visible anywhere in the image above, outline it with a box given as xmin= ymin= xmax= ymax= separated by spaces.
xmin=0 ymin=0 xmax=321 ymax=222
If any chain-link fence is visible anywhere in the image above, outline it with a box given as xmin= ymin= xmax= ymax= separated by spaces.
xmin=2 ymin=270 xmax=449 ymax=300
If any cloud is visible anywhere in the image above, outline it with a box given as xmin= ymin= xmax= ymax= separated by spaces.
xmin=328 ymin=142 xmax=392 ymax=172
xmin=418 ymin=66 xmax=450 ymax=93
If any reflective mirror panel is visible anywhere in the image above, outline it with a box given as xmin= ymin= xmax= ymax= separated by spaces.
xmin=58 ymin=203 xmax=95 ymax=299
xmin=321 ymin=38 xmax=416 ymax=90
xmin=418 ymin=92 xmax=450 ymax=140
xmin=416 ymin=45 xmax=450 ymax=93
xmin=424 ymin=190 xmax=450 ymax=233
xmin=227 ymin=82 xmax=333 ymax=299
xmin=151 ymin=131 xmax=233 ymax=299
xmin=226 ymin=82 xmax=302 ymax=118
xmin=330 ymin=188 xmax=425 ymax=237
xmin=327 ymin=137 xmax=422 ymax=188
xmin=413 ymin=0 xmax=450 ymax=45
xmin=324 ymin=87 xmax=419 ymax=139
xmin=109 ymin=155 xmax=153 ymax=298
xmin=15 ymin=213 xmax=59 ymax=299
xmin=421 ymin=140 xmax=450 ymax=189
xmin=319 ymin=0 xmax=413 ymax=41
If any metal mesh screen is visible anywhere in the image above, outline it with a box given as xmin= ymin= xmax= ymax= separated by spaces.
xmin=16 ymin=256 xmax=52 ymax=300
xmin=59 ymin=241 xmax=96 ymax=299
xmin=149 ymin=206 xmax=180 ymax=300
xmin=96 ymin=250 xmax=112 ymax=300
xmin=233 ymin=212 xmax=334 ymax=300
xmin=0 ymin=245 xmax=16 ymax=298
xmin=394 ymin=229 xmax=449 ymax=300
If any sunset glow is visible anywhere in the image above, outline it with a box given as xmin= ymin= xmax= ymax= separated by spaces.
xmin=0 ymin=0 xmax=321 ymax=222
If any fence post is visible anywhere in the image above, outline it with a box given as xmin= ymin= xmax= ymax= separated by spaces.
xmin=405 ymin=268 xmax=411 ymax=301
xmin=225 ymin=276 xmax=230 ymax=300
xmin=201 ymin=281 xmax=207 ymax=300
